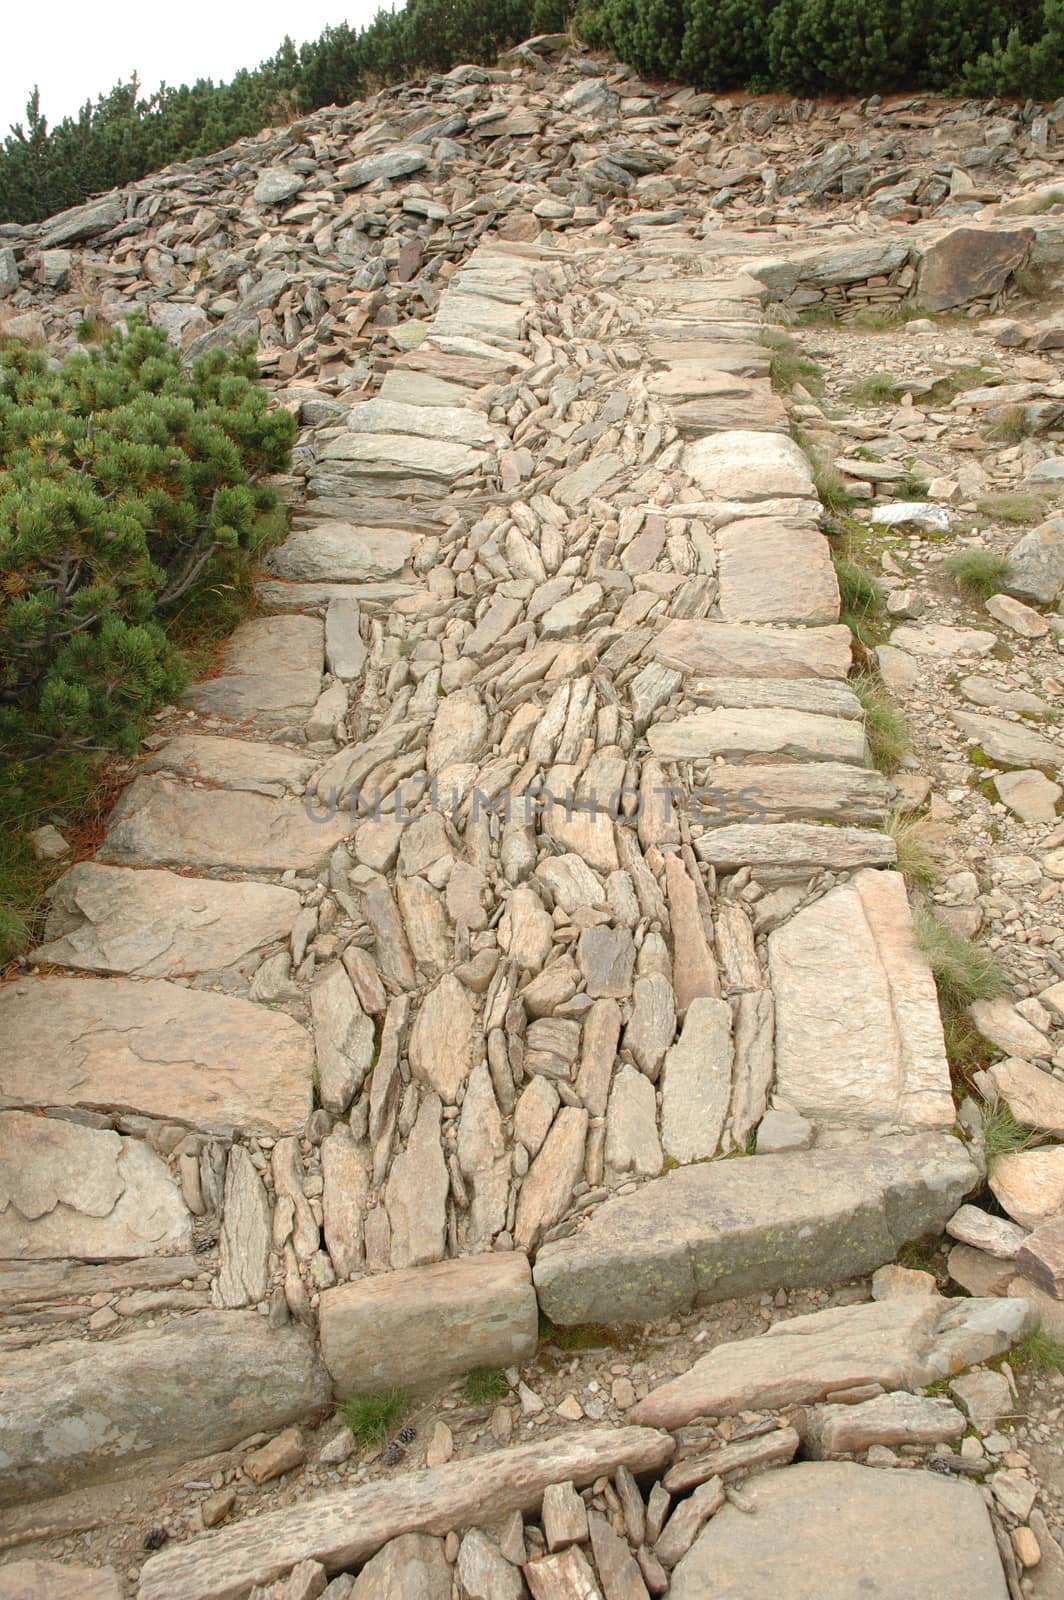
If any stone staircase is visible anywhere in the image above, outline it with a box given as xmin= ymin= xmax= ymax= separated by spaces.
xmin=1 ymin=223 xmax=1055 ymax=1595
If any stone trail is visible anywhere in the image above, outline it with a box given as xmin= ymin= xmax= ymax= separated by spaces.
xmin=5 ymin=228 xmax=969 ymax=1479
xmin=5 ymin=81 xmax=1064 ymax=1596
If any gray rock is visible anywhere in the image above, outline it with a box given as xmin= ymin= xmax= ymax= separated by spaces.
xmin=0 ymin=1311 xmax=329 ymax=1505
xmin=605 ymin=1063 xmax=663 ymax=1179
xmin=917 ymin=225 xmax=1034 ymax=311
xmin=768 ymin=869 xmax=954 ymax=1135
xmin=99 ymin=775 xmax=353 ymax=871
xmin=319 ymin=1253 xmax=537 ymax=1396
xmin=336 ymin=147 xmax=430 ymax=189
xmin=0 ymin=975 xmax=313 ymax=1137
xmin=254 ymin=169 xmax=305 ymax=205
xmin=269 ymin=524 xmax=414 ymax=582
xmin=312 ymin=963 xmax=376 ymax=1115
xmin=213 ymin=1145 xmax=272 ymax=1309
xmin=514 ymin=1106 xmax=588 ymax=1252
xmin=350 ymin=1535 xmax=451 ymax=1600
xmin=0 ymin=247 xmax=18 ymax=296
xmin=32 ymin=863 xmax=299 ymax=977
xmin=653 ymin=620 xmax=852 ymax=681
xmin=385 ymin=1090 xmax=448 ymax=1268
xmin=660 ymin=997 xmax=733 ymax=1163
xmin=950 ymin=1368 xmax=1014 ymax=1434
xmin=951 ymin=709 xmax=1062 ymax=771
xmin=533 ymin=1135 xmax=978 ymax=1326
xmin=0 ymin=1111 xmax=190 ymax=1261
xmin=39 ymin=195 xmax=125 ymax=247
xmin=669 ymin=1462 xmax=1009 ymax=1599
xmin=683 ymin=431 xmax=815 ymax=501
xmin=629 ymin=1293 xmax=1032 ymax=1429
xmin=803 ymin=1391 xmax=966 ymax=1456
xmin=1004 ymin=516 xmax=1064 ymax=604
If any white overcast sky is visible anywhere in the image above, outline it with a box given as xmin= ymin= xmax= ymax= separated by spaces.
xmin=2 ymin=1 xmax=388 ymax=134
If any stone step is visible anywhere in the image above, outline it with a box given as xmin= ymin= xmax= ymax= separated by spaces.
xmin=717 ymin=518 xmax=840 ymax=624
xmin=532 ymin=1134 xmax=977 ymax=1327
xmin=653 ymin=620 xmax=853 ymax=680
xmin=186 ymin=615 xmax=323 ymax=729
xmin=266 ymin=521 xmax=416 ymax=583
xmin=682 ymin=430 xmax=816 ymax=502
xmin=0 ymin=975 xmax=313 ymax=1136
xmin=256 ymin=578 xmax=423 ymax=612
xmin=647 ymin=706 xmax=867 ymax=765
xmin=318 ymin=1252 xmax=538 ymax=1396
xmin=687 ymin=761 xmax=891 ymax=826
xmin=99 ymin=774 xmax=352 ymax=871
xmin=685 ymin=676 xmax=863 ymax=718
xmin=1 ymin=1311 xmax=330 ymax=1506
xmin=767 ymin=869 xmax=955 ymax=1134
xmin=142 ymin=733 xmax=316 ymax=795
xmin=692 ymin=821 xmax=896 ymax=875
xmin=137 ymin=1426 xmax=675 ymax=1600
xmin=32 ymin=862 xmax=301 ymax=977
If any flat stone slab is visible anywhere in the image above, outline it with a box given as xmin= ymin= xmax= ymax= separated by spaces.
xmin=99 ymin=775 xmax=353 ymax=870
xmin=319 ymin=1253 xmax=538 ymax=1395
xmin=717 ymin=520 xmax=839 ymax=624
xmin=687 ymin=677 xmax=863 ymax=718
xmin=346 ymin=397 xmax=500 ymax=448
xmin=317 ymin=432 xmax=488 ymax=486
xmin=0 ymin=976 xmax=314 ymax=1136
xmin=889 ymin=622 xmax=995 ymax=657
xmin=648 ymin=707 xmax=866 ymax=765
xmin=653 ymin=621 xmax=852 ymax=680
xmin=693 ymin=821 xmax=896 ymax=874
xmin=267 ymin=523 xmax=415 ymax=582
xmin=950 ymin=710 xmax=1062 ymax=772
xmin=137 ymin=1427 xmax=675 ymax=1600
xmin=33 ymin=863 xmax=300 ymax=976
xmin=682 ymin=430 xmax=815 ymax=501
xmin=0 ymin=1312 xmax=329 ymax=1505
xmin=670 ymin=1462 xmax=1008 ymax=1599
xmin=0 ymin=1111 xmax=191 ymax=1260
xmin=690 ymin=762 xmax=891 ymax=826
xmin=258 ymin=579 xmax=423 ymax=612
xmin=768 ymin=869 xmax=955 ymax=1134
xmin=143 ymin=735 xmax=316 ymax=795
xmin=629 ymin=1292 xmax=1031 ymax=1428
xmin=533 ymin=1134 xmax=977 ymax=1326
xmin=187 ymin=615 xmax=323 ymax=727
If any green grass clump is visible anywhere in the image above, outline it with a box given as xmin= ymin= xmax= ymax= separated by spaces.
xmin=945 ymin=550 xmax=1009 ymax=600
xmin=462 ymin=1366 xmax=510 ymax=1405
xmin=913 ymin=907 xmax=1008 ymax=1014
xmin=941 ymin=1010 xmax=997 ymax=1081
xmin=975 ymin=491 xmax=1049 ymax=527
xmin=988 ymin=405 xmax=1028 ymax=443
xmin=341 ymin=1390 xmax=412 ymax=1449
xmin=884 ymin=812 xmax=938 ymax=888
xmin=762 ymin=331 xmax=824 ymax=396
xmin=853 ymin=674 xmax=909 ymax=773
xmin=834 ymin=556 xmax=885 ymax=645
xmin=982 ymin=1100 xmax=1035 ymax=1163
xmin=807 ymin=455 xmax=855 ymax=513
xmin=1008 ymin=1327 xmax=1064 ymax=1373
xmin=896 ymin=472 xmax=930 ymax=500
xmin=844 ymin=373 xmax=902 ymax=405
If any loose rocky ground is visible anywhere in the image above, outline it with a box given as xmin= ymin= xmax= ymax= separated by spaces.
xmin=3 ymin=36 xmax=1064 ymax=1600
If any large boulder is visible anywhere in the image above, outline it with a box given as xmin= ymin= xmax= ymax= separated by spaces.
xmin=1004 ymin=516 xmax=1064 ymax=604
xmin=916 ymin=227 xmax=1034 ymax=311
xmin=670 ymin=1462 xmax=1008 ymax=1599
xmin=0 ymin=1313 xmax=330 ymax=1504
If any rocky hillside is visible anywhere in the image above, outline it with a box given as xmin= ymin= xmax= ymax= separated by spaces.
xmin=2 ymin=39 xmax=1064 ymax=1600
